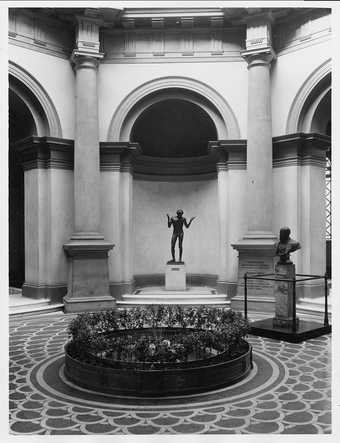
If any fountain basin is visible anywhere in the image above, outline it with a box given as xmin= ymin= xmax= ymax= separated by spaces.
xmin=64 ymin=327 xmax=252 ymax=396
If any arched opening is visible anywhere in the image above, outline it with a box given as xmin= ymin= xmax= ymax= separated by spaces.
xmin=9 ymin=86 xmax=38 ymax=287
xmin=296 ymin=74 xmax=332 ymax=278
xmin=131 ymin=99 xmax=217 ymax=157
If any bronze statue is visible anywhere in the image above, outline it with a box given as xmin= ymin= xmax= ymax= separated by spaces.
xmin=166 ymin=209 xmax=196 ymax=264
xmin=275 ymin=227 xmax=301 ymax=264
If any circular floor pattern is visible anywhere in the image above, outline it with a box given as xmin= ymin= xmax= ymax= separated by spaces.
xmin=29 ymin=350 xmax=286 ymax=411
xmin=9 ymin=312 xmax=332 ymax=435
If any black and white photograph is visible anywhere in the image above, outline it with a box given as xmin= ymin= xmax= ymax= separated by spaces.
xmin=3 ymin=0 xmax=337 ymax=438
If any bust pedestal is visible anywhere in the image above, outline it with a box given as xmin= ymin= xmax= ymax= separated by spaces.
xmin=273 ymin=262 xmax=299 ymax=329
xmin=165 ymin=262 xmax=186 ymax=291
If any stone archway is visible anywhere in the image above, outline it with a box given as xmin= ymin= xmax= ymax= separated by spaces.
xmin=107 ymin=76 xmax=240 ymax=142
xmin=286 ymin=60 xmax=331 ymax=278
xmin=286 ymin=59 xmax=331 ymax=133
xmin=9 ymin=64 xmax=61 ymax=289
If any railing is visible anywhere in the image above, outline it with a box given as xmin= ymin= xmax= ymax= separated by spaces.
xmin=243 ymin=272 xmax=329 ymax=333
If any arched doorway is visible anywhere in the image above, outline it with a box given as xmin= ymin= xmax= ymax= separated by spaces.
xmin=9 ymin=86 xmax=37 ymax=287
xmin=289 ymin=67 xmax=331 ymax=278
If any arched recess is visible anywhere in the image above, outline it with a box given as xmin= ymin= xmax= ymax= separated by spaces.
xmin=286 ymin=59 xmax=331 ymax=133
xmin=9 ymin=61 xmax=62 ymax=137
xmin=9 ymin=62 xmax=61 ymax=288
xmin=107 ymin=77 xmax=240 ymax=141
xmin=286 ymin=58 xmax=332 ymax=278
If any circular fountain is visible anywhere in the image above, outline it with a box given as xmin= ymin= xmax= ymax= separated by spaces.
xmin=64 ymin=306 xmax=252 ymax=396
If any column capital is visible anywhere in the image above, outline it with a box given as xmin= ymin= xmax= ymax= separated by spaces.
xmin=241 ymin=47 xmax=276 ymax=68
xmin=71 ymin=50 xmax=104 ymax=70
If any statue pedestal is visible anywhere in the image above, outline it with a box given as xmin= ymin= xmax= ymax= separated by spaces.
xmin=165 ymin=263 xmax=186 ymax=291
xmin=273 ymin=262 xmax=299 ymax=329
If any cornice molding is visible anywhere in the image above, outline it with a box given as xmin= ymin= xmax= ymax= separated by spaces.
xmin=11 ymin=133 xmax=329 ymax=173
xmin=100 ymin=142 xmax=141 ymax=172
xmin=209 ymin=140 xmax=247 ymax=170
xmin=11 ymin=136 xmax=74 ymax=171
xmin=273 ymin=132 xmax=330 ymax=168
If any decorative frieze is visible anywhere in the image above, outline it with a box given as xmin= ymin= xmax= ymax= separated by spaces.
xmin=8 ymin=8 xmax=73 ymax=58
xmin=102 ymin=27 xmax=243 ymax=63
xmin=124 ymin=31 xmax=136 ymax=56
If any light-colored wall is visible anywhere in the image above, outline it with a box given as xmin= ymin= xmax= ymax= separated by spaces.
xmin=133 ymin=177 xmax=219 ymax=275
xmin=9 ymin=44 xmax=75 ymax=139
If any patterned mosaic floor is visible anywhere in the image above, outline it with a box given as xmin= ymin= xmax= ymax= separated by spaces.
xmin=9 ymin=312 xmax=331 ymax=435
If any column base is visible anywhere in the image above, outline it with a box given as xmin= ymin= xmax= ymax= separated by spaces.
xmin=63 ymin=236 xmax=115 ymax=313
xmin=22 ymin=283 xmax=67 ymax=303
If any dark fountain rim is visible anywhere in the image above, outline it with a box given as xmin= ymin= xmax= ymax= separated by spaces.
xmin=64 ymin=327 xmax=253 ymax=397
xmin=65 ymin=327 xmax=250 ymax=371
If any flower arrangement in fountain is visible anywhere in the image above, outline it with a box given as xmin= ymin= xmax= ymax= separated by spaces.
xmin=67 ymin=306 xmax=250 ymax=368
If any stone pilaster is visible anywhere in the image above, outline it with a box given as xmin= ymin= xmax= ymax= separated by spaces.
xmin=216 ymin=151 xmax=228 ymax=293
xmin=100 ymin=142 xmax=140 ymax=299
xmin=12 ymin=136 xmax=74 ymax=302
xmin=63 ymin=13 xmax=114 ymax=313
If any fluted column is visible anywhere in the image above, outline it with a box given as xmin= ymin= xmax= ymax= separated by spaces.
xmin=63 ymin=14 xmax=115 ymax=313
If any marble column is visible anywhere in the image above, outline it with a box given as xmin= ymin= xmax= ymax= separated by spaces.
xmin=63 ymin=51 xmax=114 ymax=313
xmin=244 ymin=49 xmax=275 ymax=238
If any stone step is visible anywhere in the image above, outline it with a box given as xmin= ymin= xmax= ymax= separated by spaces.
xmin=9 ymin=301 xmax=64 ymax=316
xmin=117 ymin=288 xmax=229 ymax=307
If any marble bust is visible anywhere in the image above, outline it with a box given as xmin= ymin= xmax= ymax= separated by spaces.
xmin=275 ymin=227 xmax=301 ymax=264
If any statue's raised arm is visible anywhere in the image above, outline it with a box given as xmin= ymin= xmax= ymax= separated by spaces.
xmin=184 ymin=216 xmax=196 ymax=228
xmin=166 ymin=213 xmax=172 ymax=228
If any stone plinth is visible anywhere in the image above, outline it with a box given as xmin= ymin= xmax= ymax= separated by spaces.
xmin=63 ymin=237 xmax=115 ymax=313
xmin=166 ymin=263 xmax=186 ymax=291
xmin=273 ymin=263 xmax=299 ymax=329
xmin=231 ymin=238 xmax=276 ymax=312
